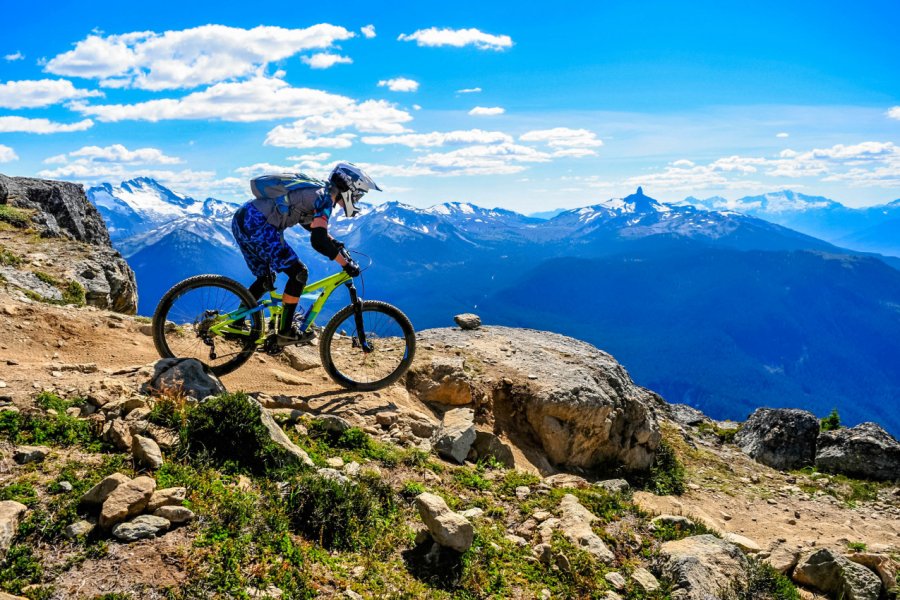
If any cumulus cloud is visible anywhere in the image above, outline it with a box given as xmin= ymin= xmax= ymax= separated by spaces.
xmin=264 ymin=130 xmax=356 ymax=149
xmin=0 ymin=144 xmax=18 ymax=162
xmin=776 ymin=132 xmax=789 ymax=138
xmin=361 ymin=129 xmax=513 ymax=147
xmin=377 ymin=78 xmax=419 ymax=92
xmin=887 ymin=106 xmax=900 ymax=120
xmin=361 ymin=25 xmax=376 ymax=39
xmin=0 ymin=116 xmax=94 ymax=134
xmin=0 ymin=79 xmax=103 ymax=109
xmin=301 ymin=53 xmax=353 ymax=69
xmin=4 ymin=51 xmax=24 ymax=61
xmin=457 ymin=87 xmax=482 ymax=94
xmin=519 ymin=127 xmax=602 ymax=148
xmin=398 ymin=27 xmax=512 ymax=51
xmin=286 ymin=152 xmax=331 ymax=162
xmin=44 ymin=24 xmax=355 ymax=90
xmin=469 ymin=106 xmax=504 ymax=116
xmin=48 ymin=144 xmax=182 ymax=165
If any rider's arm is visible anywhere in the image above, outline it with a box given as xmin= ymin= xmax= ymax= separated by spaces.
xmin=309 ymin=218 xmax=348 ymax=266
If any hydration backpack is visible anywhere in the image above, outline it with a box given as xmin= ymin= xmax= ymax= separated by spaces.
xmin=250 ymin=173 xmax=326 ymax=215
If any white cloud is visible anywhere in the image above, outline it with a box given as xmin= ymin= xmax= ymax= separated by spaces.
xmin=552 ymin=148 xmax=598 ymax=158
xmin=0 ymin=116 xmax=94 ymax=134
xmin=671 ymin=159 xmax=695 ymax=167
xmin=776 ymin=132 xmax=789 ymax=138
xmin=51 ymin=144 xmax=182 ymax=165
xmin=469 ymin=106 xmax=505 ymax=116
xmin=264 ymin=130 xmax=356 ymax=149
xmin=378 ymin=78 xmax=419 ymax=92
xmin=301 ymin=53 xmax=352 ymax=69
xmin=415 ymin=143 xmax=551 ymax=175
xmin=73 ymin=78 xmax=413 ymax=134
xmin=361 ymin=25 xmax=376 ymax=39
xmin=362 ymin=129 xmax=512 ymax=147
xmin=0 ymin=79 xmax=103 ymax=109
xmin=0 ymin=145 xmax=18 ymax=162
xmin=398 ymin=27 xmax=512 ymax=51
xmin=44 ymin=24 xmax=355 ymax=90
xmin=286 ymin=152 xmax=331 ymax=162
xmin=4 ymin=52 xmax=24 ymax=61
xmin=887 ymin=106 xmax=900 ymax=120
xmin=519 ymin=127 xmax=602 ymax=148
xmin=457 ymin=87 xmax=482 ymax=94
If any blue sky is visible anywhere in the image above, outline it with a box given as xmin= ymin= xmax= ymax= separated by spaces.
xmin=1 ymin=0 xmax=898 ymax=211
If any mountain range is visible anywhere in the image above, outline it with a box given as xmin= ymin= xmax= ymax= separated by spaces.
xmin=86 ymin=179 xmax=900 ymax=435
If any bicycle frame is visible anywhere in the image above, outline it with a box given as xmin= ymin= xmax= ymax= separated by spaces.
xmin=208 ymin=270 xmax=353 ymax=345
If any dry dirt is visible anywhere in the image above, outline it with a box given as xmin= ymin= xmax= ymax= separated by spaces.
xmin=1 ymin=287 xmax=898 ymax=570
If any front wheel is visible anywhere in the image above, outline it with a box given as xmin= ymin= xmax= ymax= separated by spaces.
xmin=319 ymin=300 xmax=416 ymax=391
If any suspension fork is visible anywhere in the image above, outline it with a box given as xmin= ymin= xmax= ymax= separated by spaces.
xmin=346 ymin=282 xmax=373 ymax=353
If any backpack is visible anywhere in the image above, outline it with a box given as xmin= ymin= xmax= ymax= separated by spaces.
xmin=250 ymin=173 xmax=326 ymax=215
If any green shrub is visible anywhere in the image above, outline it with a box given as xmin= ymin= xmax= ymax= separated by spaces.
xmin=0 ymin=245 xmax=22 ymax=266
xmin=725 ymin=557 xmax=800 ymax=600
xmin=697 ymin=421 xmax=741 ymax=443
xmin=847 ymin=541 xmax=867 ymax=553
xmin=62 ymin=280 xmax=85 ymax=306
xmin=184 ymin=392 xmax=291 ymax=474
xmin=645 ymin=440 xmax=686 ymax=496
xmin=453 ymin=466 xmax=491 ymax=491
xmin=820 ymin=409 xmax=841 ymax=432
xmin=284 ymin=472 xmax=396 ymax=551
xmin=0 ymin=481 xmax=38 ymax=507
xmin=32 ymin=270 xmax=59 ymax=286
xmin=0 ymin=399 xmax=103 ymax=450
xmin=0 ymin=204 xmax=30 ymax=228
xmin=401 ymin=480 xmax=426 ymax=498
xmin=0 ymin=544 xmax=43 ymax=595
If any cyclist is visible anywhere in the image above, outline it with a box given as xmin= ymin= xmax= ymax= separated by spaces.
xmin=231 ymin=162 xmax=380 ymax=346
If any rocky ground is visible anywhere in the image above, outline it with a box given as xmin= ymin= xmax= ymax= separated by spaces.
xmin=0 ymin=288 xmax=898 ymax=599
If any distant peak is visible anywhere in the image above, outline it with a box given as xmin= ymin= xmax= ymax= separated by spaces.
xmin=636 ymin=186 xmax=644 ymax=196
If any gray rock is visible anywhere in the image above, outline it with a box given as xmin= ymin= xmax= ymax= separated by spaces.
xmin=146 ymin=487 xmax=188 ymax=512
xmin=100 ymin=475 xmax=156 ymax=530
xmin=792 ymin=548 xmax=882 ymax=600
xmin=132 ymin=435 xmax=163 ymax=469
xmin=472 ymin=430 xmax=515 ymax=467
xmin=650 ymin=515 xmax=695 ymax=530
xmin=415 ymin=492 xmax=474 ymax=552
xmin=433 ymin=407 xmax=476 ymax=463
xmin=102 ymin=418 xmax=133 ymax=451
xmin=64 ymin=519 xmax=95 ymax=539
xmin=604 ymin=571 xmax=627 ymax=590
xmin=0 ymin=501 xmax=28 ymax=560
xmin=734 ymin=408 xmax=819 ymax=470
xmin=81 ymin=473 xmax=131 ymax=506
xmin=555 ymin=494 xmax=614 ymax=564
xmin=659 ymin=534 xmax=749 ymax=600
xmin=13 ymin=445 xmax=50 ymax=464
xmin=317 ymin=468 xmax=350 ymax=485
xmin=666 ymin=404 xmax=712 ymax=427
xmin=594 ymin=478 xmax=630 ymax=494
xmin=631 ymin=567 xmax=660 ymax=593
xmin=453 ymin=313 xmax=482 ymax=330
xmin=764 ymin=543 xmax=800 ymax=575
xmin=112 ymin=515 xmax=170 ymax=542
xmin=317 ymin=414 xmax=352 ymax=433
xmin=415 ymin=327 xmax=660 ymax=472
xmin=846 ymin=553 xmax=899 ymax=592
xmin=256 ymin=400 xmax=314 ymax=467
xmin=153 ymin=505 xmax=195 ymax=524
xmin=816 ymin=422 xmax=900 ymax=481
xmin=407 ymin=356 xmax=474 ymax=406
xmin=57 ymin=481 xmax=73 ymax=493
xmin=142 ymin=358 xmax=226 ymax=400
xmin=723 ymin=532 xmax=762 ymax=554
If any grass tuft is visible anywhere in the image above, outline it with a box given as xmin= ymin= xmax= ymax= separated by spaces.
xmin=0 ymin=204 xmax=30 ymax=228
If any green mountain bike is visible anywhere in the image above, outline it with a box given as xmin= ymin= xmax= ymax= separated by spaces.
xmin=151 ymin=256 xmax=416 ymax=391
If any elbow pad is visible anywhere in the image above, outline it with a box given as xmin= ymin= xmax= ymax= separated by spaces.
xmin=309 ymin=227 xmax=341 ymax=260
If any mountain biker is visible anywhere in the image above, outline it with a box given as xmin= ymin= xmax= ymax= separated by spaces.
xmin=231 ymin=162 xmax=380 ymax=346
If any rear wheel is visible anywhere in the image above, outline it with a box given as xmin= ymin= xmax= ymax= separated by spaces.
xmin=319 ymin=300 xmax=416 ymax=391
xmin=152 ymin=274 xmax=263 ymax=376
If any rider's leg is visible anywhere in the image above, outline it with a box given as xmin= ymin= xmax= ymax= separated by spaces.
xmin=278 ymin=261 xmax=309 ymax=336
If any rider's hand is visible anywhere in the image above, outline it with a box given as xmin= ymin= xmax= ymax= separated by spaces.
xmin=343 ymin=258 xmax=361 ymax=277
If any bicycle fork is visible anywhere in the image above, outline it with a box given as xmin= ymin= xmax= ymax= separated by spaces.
xmin=346 ymin=282 xmax=373 ymax=353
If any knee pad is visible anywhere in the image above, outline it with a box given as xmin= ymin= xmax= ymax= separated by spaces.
xmin=283 ymin=262 xmax=308 ymax=297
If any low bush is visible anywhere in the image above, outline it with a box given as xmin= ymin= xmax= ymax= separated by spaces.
xmin=0 ymin=396 xmax=103 ymax=450
xmin=645 ymin=440 xmax=686 ymax=496
xmin=725 ymin=557 xmax=800 ymax=600
xmin=820 ymin=408 xmax=841 ymax=432
xmin=62 ymin=280 xmax=86 ymax=306
xmin=0 ymin=204 xmax=30 ymax=228
xmin=0 ymin=244 xmax=22 ymax=266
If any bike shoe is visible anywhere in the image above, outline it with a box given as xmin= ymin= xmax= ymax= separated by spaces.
xmin=275 ymin=325 xmax=316 ymax=348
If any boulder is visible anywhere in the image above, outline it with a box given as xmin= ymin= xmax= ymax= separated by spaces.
xmin=417 ymin=327 xmax=661 ymax=472
xmin=723 ymin=533 xmax=762 ymax=554
xmin=64 ymin=519 xmax=95 ymax=539
xmin=433 ymin=407 xmax=476 ymax=463
xmin=659 ymin=534 xmax=749 ymax=600
xmin=407 ymin=356 xmax=474 ymax=406
xmin=555 ymin=494 xmax=614 ymax=564
xmin=816 ymin=422 xmax=900 ymax=481
xmin=764 ymin=542 xmax=800 ymax=575
xmin=666 ymin=404 xmax=712 ymax=427
xmin=594 ymin=479 xmax=630 ymax=494
xmin=317 ymin=414 xmax=352 ymax=433
xmin=146 ymin=487 xmax=188 ymax=512
xmin=100 ymin=475 xmax=156 ymax=529
xmin=282 ymin=345 xmax=320 ymax=372
xmin=846 ymin=553 xmax=899 ymax=592
xmin=132 ymin=435 xmax=163 ymax=469
xmin=13 ymin=445 xmax=50 ymax=464
xmin=543 ymin=473 xmax=589 ymax=489
xmin=81 ymin=473 xmax=131 ymax=507
xmin=256 ymin=400 xmax=314 ymax=467
xmin=103 ymin=418 xmax=133 ymax=451
xmin=453 ymin=313 xmax=481 ymax=330
xmin=0 ymin=501 xmax=27 ymax=560
xmin=631 ymin=567 xmax=660 ymax=593
xmin=415 ymin=492 xmax=474 ymax=552
xmin=112 ymin=515 xmax=170 ymax=542
xmin=734 ymin=408 xmax=819 ymax=470
xmin=153 ymin=505 xmax=195 ymax=524
xmin=142 ymin=358 xmax=226 ymax=400
xmin=792 ymin=548 xmax=881 ymax=600
xmin=471 ymin=430 xmax=515 ymax=467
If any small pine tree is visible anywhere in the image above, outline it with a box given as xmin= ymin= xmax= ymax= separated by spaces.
xmin=820 ymin=408 xmax=841 ymax=432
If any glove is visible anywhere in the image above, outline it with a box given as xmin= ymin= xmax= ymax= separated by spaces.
xmin=343 ymin=258 xmax=361 ymax=277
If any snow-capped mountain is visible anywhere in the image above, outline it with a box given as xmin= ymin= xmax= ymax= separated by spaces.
xmin=86 ymin=177 xmax=240 ymax=242
xmin=685 ymin=190 xmax=900 ymax=257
